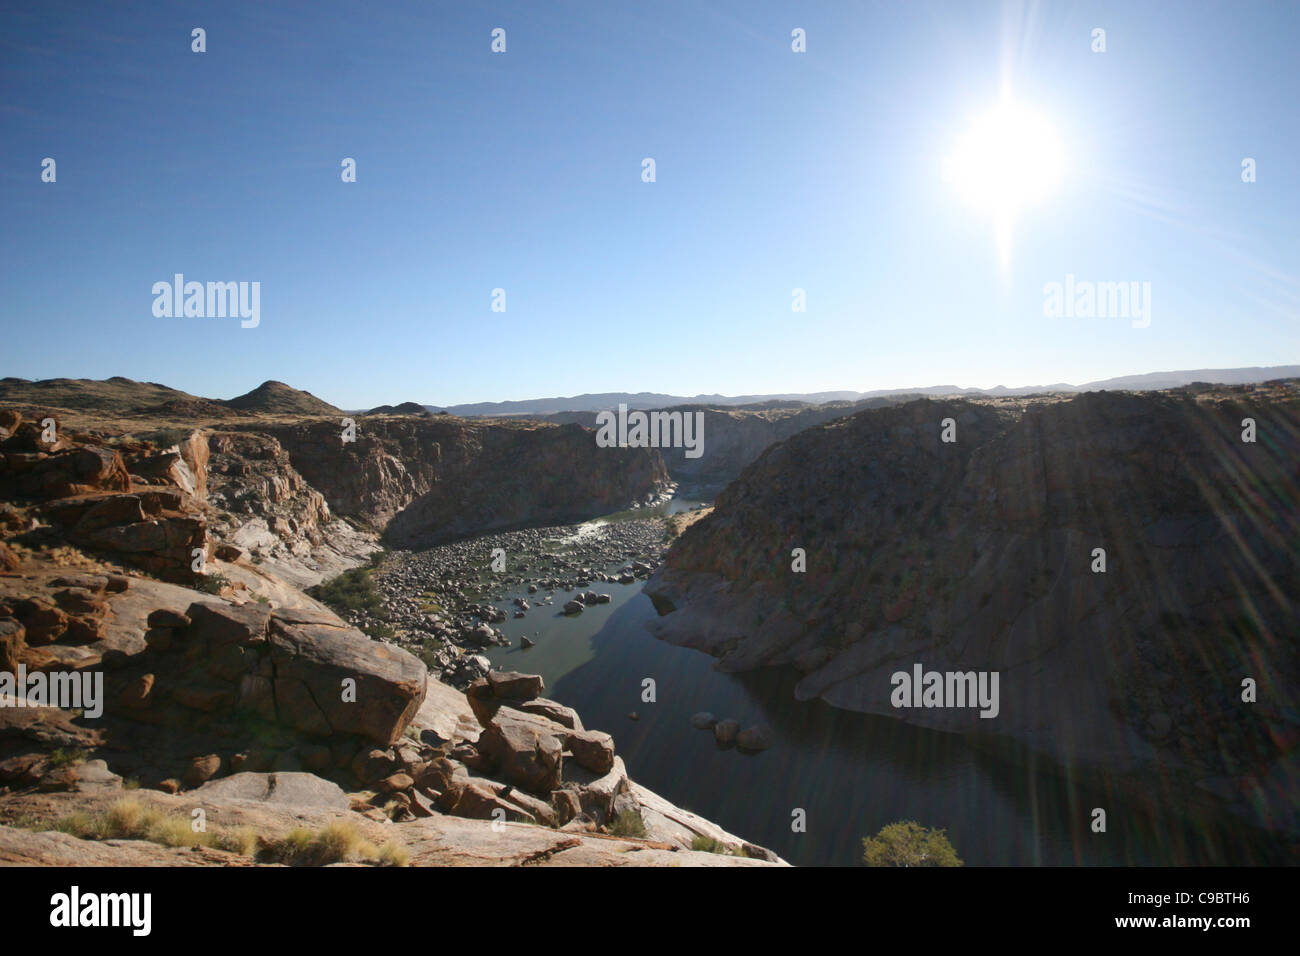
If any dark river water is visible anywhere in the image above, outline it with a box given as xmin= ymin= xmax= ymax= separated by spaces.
xmin=480 ymin=505 xmax=1286 ymax=867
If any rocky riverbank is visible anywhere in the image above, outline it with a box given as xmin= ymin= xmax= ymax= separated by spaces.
xmin=325 ymin=516 xmax=672 ymax=688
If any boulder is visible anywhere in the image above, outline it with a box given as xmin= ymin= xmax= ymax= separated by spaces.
xmin=194 ymin=771 xmax=351 ymax=810
xmin=566 ymin=729 xmax=616 ymax=774
xmin=266 ymin=616 xmax=427 ymax=745
xmin=350 ymin=748 xmax=398 ymax=785
xmin=183 ymin=754 xmax=222 ymax=788
xmin=379 ymin=772 xmax=414 ymax=793
xmin=0 ymin=618 xmax=26 ymax=672
xmin=147 ymin=608 xmax=191 ymax=629
xmin=518 ymin=697 xmax=583 ymax=731
xmin=447 ymin=782 xmax=537 ymax=824
xmin=487 ymin=670 xmax=544 ymax=701
xmin=736 ymin=725 xmax=774 ymax=752
xmin=478 ymin=710 xmax=565 ymax=794
xmin=713 ymin=719 xmax=740 ymax=746
xmin=186 ymin=601 xmax=270 ymax=650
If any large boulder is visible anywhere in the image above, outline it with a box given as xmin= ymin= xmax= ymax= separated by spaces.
xmin=566 ymin=729 xmax=615 ymax=774
xmin=486 ymin=670 xmax=544 ymax=701
xmin=266 ymin=616 xmax=427 ymax=746
xmin=195 ymin=771 xmax=351 ymax=810
xmin=172 ymin=602 xmax=427 ymax=746
xmin=478 ymin=709 xmax=565 ymax=794
xmin=518 ymin=698 xmax=583 ymax=731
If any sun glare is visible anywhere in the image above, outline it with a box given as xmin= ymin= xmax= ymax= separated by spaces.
xmin=943 ymin=100 xmax=1066 ymax=267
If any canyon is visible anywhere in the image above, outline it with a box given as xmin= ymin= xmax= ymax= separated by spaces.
xmin=1 ymin=372 xmax=1297 ymax=865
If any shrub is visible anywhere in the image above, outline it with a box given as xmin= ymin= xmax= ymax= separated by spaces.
xmin=690 ymin=834 xmax=728 ymax=854
xmin=861 ymin=820 xmax=963 ymax=867
xmin=609 ymin=809 xmax=647 ymax=839
xmin=309 ymin=567 xmax=383 ymax=614
xmin=47 ymin=748 xmax=87 ymax=768
xmin=264 ymin=821 xmax=405 ymax=866
xmin=197 ymin=573 xmax=232 ymax=595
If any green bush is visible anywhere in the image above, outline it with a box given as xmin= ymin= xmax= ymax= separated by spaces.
xmin=690 ymin=834 xmax=728 ymax=854
xmin=197 ymin=573 xmax=231 ymax=595
xmin=309 ymin=567 xmax=383 ymax=613
xmin=861 ymin=821 xmax=963 ymax=867
xmin=609 ymin=809 xmax=647 ymax=839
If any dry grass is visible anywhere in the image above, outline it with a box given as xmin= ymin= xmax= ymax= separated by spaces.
xmin=265 ymin=821 xmax=408 ymax=867
xmin=49 ymin=798 xmax=405 ymax=865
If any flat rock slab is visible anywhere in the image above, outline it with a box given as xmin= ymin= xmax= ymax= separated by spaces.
xmin=194 ymin=772 xmax=351 ymax=811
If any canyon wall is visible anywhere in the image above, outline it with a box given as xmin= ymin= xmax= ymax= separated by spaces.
xmin=646 ymin=384 xmax=1300 ymax=829
xmin=251 ymin=417 xmax=672 ymax=548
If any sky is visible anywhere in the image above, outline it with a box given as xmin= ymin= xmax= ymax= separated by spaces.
xmin=2 ymin=0 xmax=1298 ymax=408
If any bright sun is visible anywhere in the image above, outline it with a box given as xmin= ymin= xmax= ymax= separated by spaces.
xmin=943 ymin=100 xmax=1066 ymax=266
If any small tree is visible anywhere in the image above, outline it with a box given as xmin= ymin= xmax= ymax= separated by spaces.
xmin=862 ymin=820 xmax=963 ymax=867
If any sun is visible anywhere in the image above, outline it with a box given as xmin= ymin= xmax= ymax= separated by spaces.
xmin=943 ymin=99 xmax=1066 ymax=266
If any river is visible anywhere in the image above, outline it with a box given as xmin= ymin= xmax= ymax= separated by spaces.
xmin=478 ymin=502 xmax=1285 ymax=866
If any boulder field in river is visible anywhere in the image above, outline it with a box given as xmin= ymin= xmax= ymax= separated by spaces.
xmin=646 ymin=383 xmax=1300 ymax=832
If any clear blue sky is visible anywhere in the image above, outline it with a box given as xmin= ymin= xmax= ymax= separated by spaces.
xmin=3 ymin=1 xmax=1297 ymax=408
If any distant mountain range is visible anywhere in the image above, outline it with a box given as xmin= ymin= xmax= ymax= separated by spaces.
xmin=3 ymin=366 xmax=1296 ymax=421
xmin=431 ymin=366 xmax=1300 ymax=417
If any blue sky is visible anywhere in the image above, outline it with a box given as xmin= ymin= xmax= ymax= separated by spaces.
xmin=3 ymin=1 xmax=1297 ymax=408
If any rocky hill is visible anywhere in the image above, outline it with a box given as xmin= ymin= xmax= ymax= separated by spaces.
xmin=0 ymin=376 xmax=207 ymax=417
xmin=646 ymin=381 xmax=1300 ymax=835
xmin=0 ymin=407 xmax=776 ymax=866
xmin=221 ymin=380 xmax=341 ymax=417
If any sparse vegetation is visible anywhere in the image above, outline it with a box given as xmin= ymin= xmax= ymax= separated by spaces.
xmin=309 ymin=566 xmax=383 ymax=613
xmin=265 ymin=821 xmax=406 ymax=866
xmin=609 ymin=809 xmax=647 ymax=839
xmin=49 ymin=800 xmax=405 ymax=865
xmin=690 ymin=834 xmax=729 ymax=854
xmin=861 ymin=820 xmax=963 ymax=867
xmin=53 ymin=798 xmax=231 ymax=852
xmin=197 ymin=572 xmax=232 ymax=595
xmin=46 ymin=748 xmax=87 ymax=768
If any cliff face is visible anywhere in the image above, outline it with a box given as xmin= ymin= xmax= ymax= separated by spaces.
xmin=646 ymin=384 xmax=1300 ymax=826
xmin=538 ymin=399 xmax=905 ymax=488
xmin=256 ymin=417 xmax=671 ymax=548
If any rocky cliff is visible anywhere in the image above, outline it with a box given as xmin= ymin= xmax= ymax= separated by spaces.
xmin=0 ymin=401 xmax=773 ymax=866
xmin=646 ymin=383 xmax=1300 ymax=832
xmin=536 ymin=398 xmax=909 ymax=488
xmin=254 ymin=416 xmax=671 ymax=547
